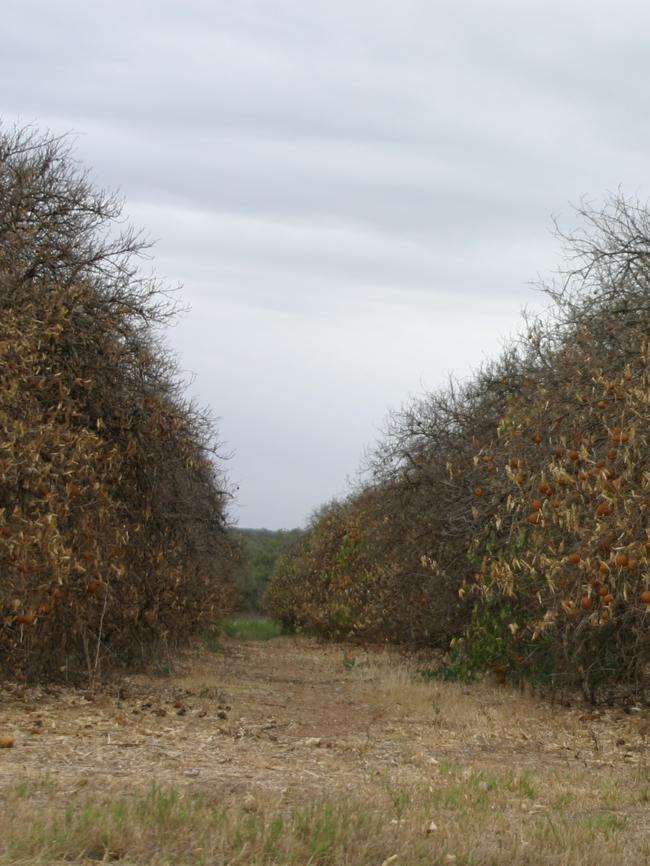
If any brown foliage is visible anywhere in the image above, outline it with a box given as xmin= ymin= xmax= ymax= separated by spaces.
xmin=265 ymin=489 xmax=468 ymax=645
xmin=467 ymin=199 xmax=650 ymax=700
xmin=266 ymin=194 xmax=650 ymax=702
xmin=0 ymin=125 xmax=238 ymax=682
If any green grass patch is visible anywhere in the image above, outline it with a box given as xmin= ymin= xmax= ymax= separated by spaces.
xmin=581 ymin=813 xmax=627 ymax=837
xmin=220 ymin=616 xmax=285 ymax=641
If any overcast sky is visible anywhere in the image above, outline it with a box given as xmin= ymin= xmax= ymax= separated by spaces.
xmin=4 ymin=0 xmax=650 ymax=528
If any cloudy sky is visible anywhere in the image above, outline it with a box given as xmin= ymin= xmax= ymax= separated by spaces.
xmin=4 ymin=0 xmax=650 ymax=528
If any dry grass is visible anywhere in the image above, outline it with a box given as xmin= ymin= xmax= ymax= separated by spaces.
xmin=3 ymin=765 xmax=650 ymax=865
xmin=2 ymin=637 xmax=650 ymax=864
xmin=347 ymin=648 xmax=537 ymax=741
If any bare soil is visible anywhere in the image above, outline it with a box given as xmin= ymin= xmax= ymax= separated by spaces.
xmin=2 ymin=635 xmax=649 ymax=809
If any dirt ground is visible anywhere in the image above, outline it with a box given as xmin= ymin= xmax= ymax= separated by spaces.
xmin=2 ymin=635 xmax=649 ymax=809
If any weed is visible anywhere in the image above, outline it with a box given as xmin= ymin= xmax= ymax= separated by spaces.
xmin=582 ymin=813 xmax=627 ymax=837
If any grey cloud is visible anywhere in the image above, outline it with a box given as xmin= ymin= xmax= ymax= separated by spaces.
xmin=4 ymin=0 xmax=650 ymax=525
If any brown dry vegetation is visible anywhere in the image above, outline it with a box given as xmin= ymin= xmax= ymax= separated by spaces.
xmin=0 ymin=125 xmax=238 ymax=682
xmin=266 ymin=195 xmax=650 ymax=704
xmin=2 ymin=635 xmax=650 ymax=865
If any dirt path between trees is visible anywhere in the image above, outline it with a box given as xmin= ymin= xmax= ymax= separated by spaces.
xmin=2 ymin=635 xmax=649 ymax=809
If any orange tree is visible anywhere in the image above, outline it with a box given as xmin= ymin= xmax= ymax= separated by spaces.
xmin=265 ymin=357 xmax=521 ymax=646
xmin=267 ymin=195 xmax=650 ymax=706
xmin=0 ymin=125 xmax=238 ymax=682
xmin=361 ymin=352 xmax=527 ymax=646
xmin=466 ymin=196 xmax=650 ymax=702
xmin=264 ymin=496 xmax=389 ymax=639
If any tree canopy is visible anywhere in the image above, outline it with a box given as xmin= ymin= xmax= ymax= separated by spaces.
xmin=0 ymin=125 xmax=238 ymax=681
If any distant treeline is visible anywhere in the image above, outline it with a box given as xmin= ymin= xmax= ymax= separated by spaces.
xmin=234 ymin=528 xmax=304 ymax=613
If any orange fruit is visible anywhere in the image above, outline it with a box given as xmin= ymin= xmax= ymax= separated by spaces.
xmin=602 ymin=594 xmax=614 ymax=605
xmin=0 ymin=736 xmax=14 ymax=748
xmin=640 ymin=591 xmax=650 ymax=604
xmin=555 ymin=447 xmax=566 ymax=459
xmin=532 ymin=431 xmax=543 ymax=445
xmin=66 ymin=482 xmax=81 ymax=497
xmin=569 ymin=450 xmax=580 ymax=461
xmin=614 ymin=553 xmax=629 ymax=568
xmin=528 ymin=513 xmax=541 ymax=525
xmin=599 ymin=562 xmax=609 ymax=574
xmin=595 ymin=503 xmax=610 ymax=517
xmin=14 ymin=614 xmax=35 ymax=626
xmin=581 ymin=596 xmax=592 ymax=610
xmin=474 ymin=487 xmax=484 ymax=497
xmin=568 ymin=553 xmax=581 ymax=565
xmin=509 ymin=457 xmax=521 ymax=469
xmin=531 ymin=499 xmax=542 ymax=511
xmin=598 ymin=586 xmax=609 ymax=597
xmin=607 ymin=448 xmax=617 ymax=461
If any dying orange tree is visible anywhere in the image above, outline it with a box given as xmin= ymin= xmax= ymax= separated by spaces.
xmin=264 ymin=487 xmax=462 ymax=644
xmin=265 ymin=359 xmax=518 ymax=646
xmin=266 ymin=195 xmax=650 ymax=703
xmin=0 ymin=125 xmax=238 ymax=682
xmin=465 ymin=197 xmax=650 ymax=702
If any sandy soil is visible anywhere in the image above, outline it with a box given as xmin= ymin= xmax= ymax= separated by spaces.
xmin=1 ymin=636 xmax=649 ymax=807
